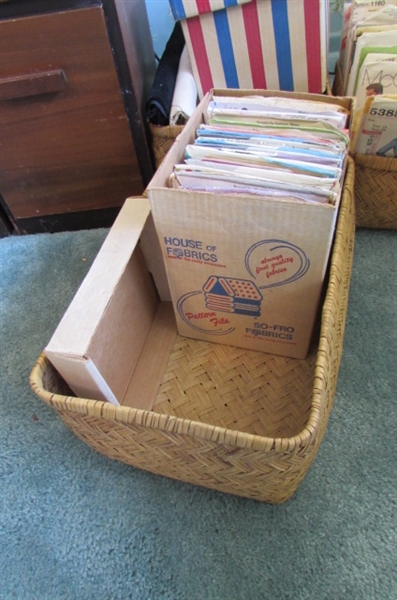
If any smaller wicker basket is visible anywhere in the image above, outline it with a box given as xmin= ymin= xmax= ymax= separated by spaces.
xmin=354 ymin=154 xmax=397 ymax=229
xmin=333 ymin=61 xmax=397 ymax=230
xmin=149 ymin=123 xmax=185 ymax=169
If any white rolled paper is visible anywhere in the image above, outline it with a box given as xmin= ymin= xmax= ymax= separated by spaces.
xmin=170 ymin=46 xmax=198 ymax=126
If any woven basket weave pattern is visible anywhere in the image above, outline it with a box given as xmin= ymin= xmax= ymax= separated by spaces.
xmin=30 ymin=160 xmax=355 ymax=504
xmin=149 ymin=123 xmax=184 ymax=169
xmin=153 ymin=337 xmax=316 ymax=438
xmin=354 ymin=155 xmax=397 ymax=229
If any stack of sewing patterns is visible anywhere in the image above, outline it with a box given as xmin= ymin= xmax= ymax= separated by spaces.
xmin=339 ymin=0 xmax=397 ymax=102
xmin=170 ymin=95 xmax=350 ymax=205
xmin=338 ymin=0 xmax=397 ymax=156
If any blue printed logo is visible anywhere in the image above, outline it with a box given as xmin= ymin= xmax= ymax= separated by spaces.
xmin=176 ymin=239 xmax=310 ymax=336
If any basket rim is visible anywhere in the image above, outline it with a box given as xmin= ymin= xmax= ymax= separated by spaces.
xmin=29 ymin=356 xmax=322 ymax=453
xmin=29 ymin=158 xmax=355 ymax=454
xmin=353 ymin=153 xmax=397 ymax=171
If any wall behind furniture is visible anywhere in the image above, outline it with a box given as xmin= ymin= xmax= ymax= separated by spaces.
xmin=145 ymin=0 xmax=174 ymax=59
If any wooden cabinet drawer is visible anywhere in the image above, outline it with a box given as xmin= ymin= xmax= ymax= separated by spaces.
xmin=0 ymin=7 xmax=145 ymax=221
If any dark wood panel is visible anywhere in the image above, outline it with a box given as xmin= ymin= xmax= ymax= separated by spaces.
xmin=14 ymin=206 xmax=120 ymax=235
xmin=103 ymin=0 xmax=156 ymax=184
xmin=0 ymin=0 xmax=101 ymax=20
xmin=0 ymin=7 xmax=145 ymax=219
xmin=0 ymin=218 xmax=11 ymax=237
xmin=0 ymin=193 xmax=17 ymax=235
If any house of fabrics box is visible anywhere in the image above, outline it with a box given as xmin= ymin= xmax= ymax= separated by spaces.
xmin=147 ymin=89 xmax=352 ymax=359
xmin=168 ymin=0 xmax=330 ymax=97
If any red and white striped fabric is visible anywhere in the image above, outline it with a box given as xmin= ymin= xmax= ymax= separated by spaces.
xmin=171 ymin=0 xmax=329 ymax=98
xmin=170 ymin=0 xmax=252 ymax=20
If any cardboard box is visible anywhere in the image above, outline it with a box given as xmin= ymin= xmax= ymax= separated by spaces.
xmin=147 ymin=89 xmax=353 ymax=359
xmin=169 ymin=0 xmax=330 ymax=97
xmin=44 ymin=198 xmax=161 ymax=405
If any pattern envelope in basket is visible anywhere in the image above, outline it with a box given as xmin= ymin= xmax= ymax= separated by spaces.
xmin=29 ymin=158 xmax=355 ymax=504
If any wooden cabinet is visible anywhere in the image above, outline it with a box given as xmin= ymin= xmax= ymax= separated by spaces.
xmin=0 ymin=0 xmax=156 ymax=234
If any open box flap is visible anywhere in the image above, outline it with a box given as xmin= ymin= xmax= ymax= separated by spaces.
xmin=45 ymin=197 xmax=151 ymax=357
xmin=44 ymin=197 xmax=160 ymax=405
xmin=42 ymin=352 xmax=120 ymax=405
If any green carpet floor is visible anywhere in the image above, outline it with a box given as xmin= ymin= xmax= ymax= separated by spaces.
xmin=1 ymin=227 xmax=396 ymax=600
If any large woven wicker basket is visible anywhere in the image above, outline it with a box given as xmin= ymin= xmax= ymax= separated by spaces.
xmin=30 ymin=159 xmax=355 ymax=504
xmin=333 ymin=61 xmax=397 ymax=230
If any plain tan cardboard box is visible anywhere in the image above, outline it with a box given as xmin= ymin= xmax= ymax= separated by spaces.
xmin=44 ymin=198 xmax=162 ymax=405
xmin=147 ymin=89 xmax=353 ymax=359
